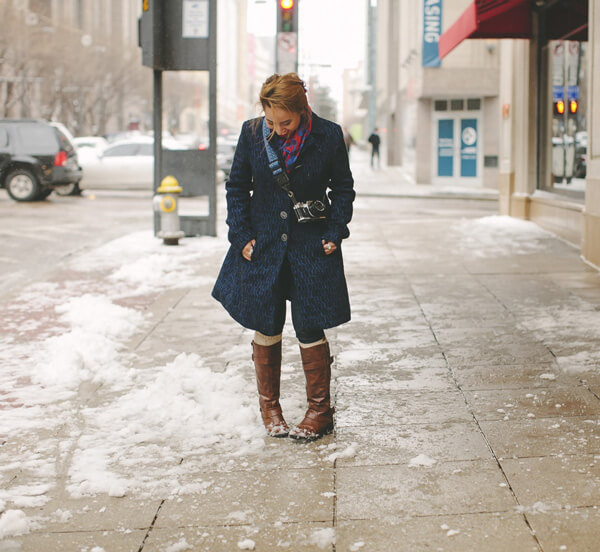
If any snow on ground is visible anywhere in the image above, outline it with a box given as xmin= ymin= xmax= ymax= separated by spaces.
xmin=0 ymin=231 xmax=268 ymax=535
xmin=452 ymin=216 xmax=555 ymax=257
xmin=0 ymin=509 xmax=30 ymax=540
xmin=165 ymin=538 xmax=193 ymax=552
xmin=309 ymin=527 xmax=336 ymax=549
xmin=518 ymin=299 xmax=600 ymax=372
xmin=408 ymin=454 xmax=437 ymax=467
xmin=1 ymin=216 xmax=599 ymax=539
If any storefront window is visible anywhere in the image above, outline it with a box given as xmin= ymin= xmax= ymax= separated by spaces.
xmin=544 ymin=40 xmax=587 ymax=198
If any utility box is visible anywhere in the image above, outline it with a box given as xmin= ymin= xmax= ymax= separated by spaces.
xmin=139 ymin=0 xmax=217 ymax=237
xmin=140 ymin=0 xmax=213 ymax=70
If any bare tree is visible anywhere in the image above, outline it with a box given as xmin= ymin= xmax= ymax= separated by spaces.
xmin=0 ymin=2 xmax=152 ymax=135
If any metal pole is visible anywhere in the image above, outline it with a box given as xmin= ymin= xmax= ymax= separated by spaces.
xmin=367 ymin=0 xmax=377 ymax=134
xmin=153 ymin=69 xmax=163 ymax=234
xmin=208 ymin=0 xmax=217 ymax=236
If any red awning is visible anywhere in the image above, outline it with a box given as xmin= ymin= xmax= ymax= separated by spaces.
xmin=439 ymin=0 xmax=532 ymax=59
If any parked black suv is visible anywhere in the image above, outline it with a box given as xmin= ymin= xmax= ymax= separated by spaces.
xmin=0 ymin=119 xmax=83 ymax=201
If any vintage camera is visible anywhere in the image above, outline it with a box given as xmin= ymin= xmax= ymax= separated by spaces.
xmin=293 ymin=199 xmax=327 ymax=223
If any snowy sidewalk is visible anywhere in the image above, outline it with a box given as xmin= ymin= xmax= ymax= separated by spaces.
xmin=1 ymin=187 xmax=600 ymax=551
xmin=348 ymin=148 xmax=499 ymax=201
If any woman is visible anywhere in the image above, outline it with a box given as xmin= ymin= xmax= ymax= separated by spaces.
xmin=212 ymin=73 xmax=355 ymax=441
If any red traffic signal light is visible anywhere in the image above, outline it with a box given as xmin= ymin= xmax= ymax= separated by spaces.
xmin=569 ymin=99 xmax=578 ymax=114
xmin=554 ymin=100 xmax=565 ymax=115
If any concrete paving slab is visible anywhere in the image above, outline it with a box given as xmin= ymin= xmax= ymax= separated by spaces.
xmin=0 ymin=529 xmax=146 ymax=552
xmin=144 ymin=522 xmax=334 ymax=552
xmin=335 ymin=421 xmax=492 ymax=466
xmin=336 ymin=461 xmax=515 ymax=519
xmin=424 ymin=312 xmax=521 ymax=330
xmin=335 ymin=324 xmax=439 ymax=349
xmin=181 ymin=434 xmax=335 ymax=472
xmin=527 ymin=508 xmax=600 ymax=552
xmin=452 ymin=363 xmax=565 ymax=390
xmin=336 ymin=513 xmax=539 ymax=552
xmin=501 ymin=455 xmax=600 ymax=508
xmin=433 ymin=327 xmax=544 ymax=350
xmin=335 ymin=390 xmax=473 ymax=428
xmin=464 ymin=387 xmax=600 ymax=421
xmin=17 ymin=492 xmax=161 ymax=532
xmin=3 ymin=173 xmax=600 ymax=548
xmin=442 ymin=340 xmax=556 ymax=366
xmin=336 ymin=362 xmax=456 ymax=392
xmin=154 ymin=468 xmax=334 ymax=527
xmin=480 ymin=417 xmax=600 ymax=458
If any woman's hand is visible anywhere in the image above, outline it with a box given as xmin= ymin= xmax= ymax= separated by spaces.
xmin=322 ymin=240 xmax=337 ymax=255
xmin=242 ymin=239 xmax=256 ymax=261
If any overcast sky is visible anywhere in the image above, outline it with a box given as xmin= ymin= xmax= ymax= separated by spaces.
xmin=247 ymin=0 xmax=367 ymax=103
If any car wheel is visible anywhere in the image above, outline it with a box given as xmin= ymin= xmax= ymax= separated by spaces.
xmin=54 ymin=182 xmax=82 ymax=196
xmin=5 ymin=168 xmax=41 ymax=202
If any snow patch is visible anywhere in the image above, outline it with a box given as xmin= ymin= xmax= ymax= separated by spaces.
xmin=0 ymin=509 xmax=30 ymax=539
xmin=516 ymin=501 xmax=561 ymax=513
xmin=539 ymin=373 xmax=557 ymax=381
xmin=326 ymin=442 xmax=358 ymax=462
xmin=453 ymin=216 xmax=552 ymax=258
xmin=409 ymin=454 xmax=436 ymax=467
xmin=67 ymin=353 xmax=263 ymax=497
xmin=165 ymin=538 xmax=192 ymax=552
xmin=309 ymin=527 xmax=336 ymax=549
xmin=237 ymin=538 xmax=256 ymax=550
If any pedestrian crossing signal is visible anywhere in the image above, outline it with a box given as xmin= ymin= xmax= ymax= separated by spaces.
xmin=554 ymin=100 xmax=565 ymax=116
xmin=569 ymin=100 xmax=578 ymax=114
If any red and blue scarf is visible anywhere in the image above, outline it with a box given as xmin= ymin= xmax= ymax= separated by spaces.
xmin=278 ymin=114 xmax=312 ymax=172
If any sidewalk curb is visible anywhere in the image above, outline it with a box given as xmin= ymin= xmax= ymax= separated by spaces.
xmin=357 ymin=192 xmax=499 ymax=202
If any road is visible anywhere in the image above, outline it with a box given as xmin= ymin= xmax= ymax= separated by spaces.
xmin=0 ymin=189 xmax=153 ymax=297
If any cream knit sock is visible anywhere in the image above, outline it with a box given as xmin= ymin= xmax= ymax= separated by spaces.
xmin=253 ymin=331 xmax=283 ymax=346
xmin=298 ymin=337 xmax=327 ymax=349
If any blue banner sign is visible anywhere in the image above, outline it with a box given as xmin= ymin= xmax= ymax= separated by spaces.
xmin=553 ymin=85 xmax=565 ymax=101
xmin=438 ymin=119 xmax=454 ymax=177
xmin=567 ymin=85 xmax=580 ymax=100
xmin=460 ymin=118 xmax=477 ymax=178
xmin=423 ymin=0 xmax=442 ymax=67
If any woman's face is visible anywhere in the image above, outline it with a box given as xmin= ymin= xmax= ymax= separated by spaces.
xmin=264 ymin=105 xmax=301 ymax=138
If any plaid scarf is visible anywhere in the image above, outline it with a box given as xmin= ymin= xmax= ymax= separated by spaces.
xmin=278 ymin=114 xmax=312 ymax=172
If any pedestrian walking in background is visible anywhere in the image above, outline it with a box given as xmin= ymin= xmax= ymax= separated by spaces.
xmin=368 ymin=128 xmax=381 ymax=169
xmin=212 ymin=73 xmax=355 ymax=441
xmin=343 ymin=127 xmax=355 ymax=155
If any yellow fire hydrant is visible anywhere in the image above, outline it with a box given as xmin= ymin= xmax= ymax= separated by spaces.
xmin=153 ymin=175 xmax=185 ymax=246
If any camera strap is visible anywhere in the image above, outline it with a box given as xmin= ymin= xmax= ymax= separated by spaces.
xmin=262 ymin=119 xmax=300 ymax=204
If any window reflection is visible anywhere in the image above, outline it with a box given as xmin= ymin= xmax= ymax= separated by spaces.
xmin=546 ymin=40 xmax=587 ymax=197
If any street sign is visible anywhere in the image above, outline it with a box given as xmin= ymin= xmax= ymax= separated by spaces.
xmin=277 ymin=32 xmax=297 ymax=74
xmin=182 ymin=0 xmax=209 ymax=39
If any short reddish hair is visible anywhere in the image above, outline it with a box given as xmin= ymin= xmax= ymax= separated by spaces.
xmin=259 ymin=73 xmax=310 ymax=120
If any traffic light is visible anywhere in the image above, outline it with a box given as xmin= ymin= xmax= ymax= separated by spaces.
xmin=569 ymin=99 xmax=578 ymax=114
xmin=554 ymin=100 xmax=565 ymax=116
xmin=278 ymin=0 xmax=297 ymax=33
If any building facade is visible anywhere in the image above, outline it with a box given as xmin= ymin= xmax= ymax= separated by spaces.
xmin=376 ymin=0 xmax=500 ymax=188
xmin=438 ymin=0 xmax=597 ymax=265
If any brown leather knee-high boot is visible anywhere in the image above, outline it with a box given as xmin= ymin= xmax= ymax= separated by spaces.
xmin=252 ymin=341 xmax=289 ymax=437
xmin=289 ymin=342 xmax=334 ymax=441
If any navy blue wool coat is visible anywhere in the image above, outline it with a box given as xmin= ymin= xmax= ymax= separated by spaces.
xmin=212 ymin=113 xmax=355 ymax=336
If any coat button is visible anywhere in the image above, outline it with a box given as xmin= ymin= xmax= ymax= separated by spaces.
xmin=281 ymin=233 xmax=288 ymax=242
xmin=280 ymin=211 xmax=288 ymax=219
